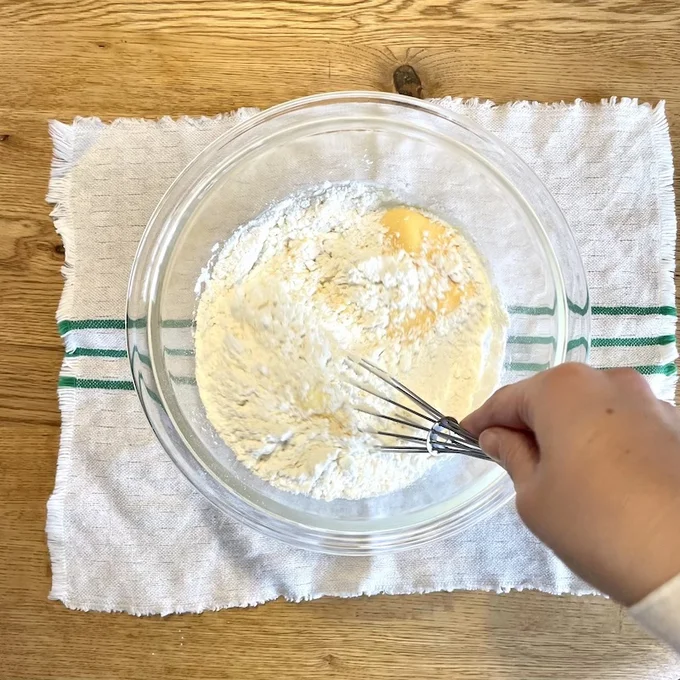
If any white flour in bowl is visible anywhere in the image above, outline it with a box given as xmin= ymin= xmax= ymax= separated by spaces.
xmin=195 ymin=183 xmax=506 ymax=501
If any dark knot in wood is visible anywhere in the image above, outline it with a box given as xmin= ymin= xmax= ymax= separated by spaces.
xmin=393 ymin=64 xmax=423 ymax=98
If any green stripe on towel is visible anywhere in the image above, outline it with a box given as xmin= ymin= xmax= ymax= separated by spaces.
xmin=592 ymin=306 xmax=677 ymax=316
xmin=58 ymin=318 xmax=194 ymax=335
xmin=66 ymin=348 xmax=128 ymax=358
xmin=58 ymin=319 xmax=126 ymax=333
xmin=58 ymin=376 xmax=135 ymax=390
xmin=58 ymin=363 xmax=677 ymax=391
xmin=508 ymin=305 xmax=676 ymax=317
xmin=507 ymin=335 xmax=675 ymax=349
xmin=56 ymin=305 xmax=679 ymax=337
xmin=63 ymin=336 xmax=676 ymax=359
xmin=634 ymin=363 xmax=678 ymax=376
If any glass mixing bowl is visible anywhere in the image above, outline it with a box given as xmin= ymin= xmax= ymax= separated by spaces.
xmin=127 ymin=91 xmax=590 ymax=555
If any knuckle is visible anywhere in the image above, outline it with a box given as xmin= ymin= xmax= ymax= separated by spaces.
xmin=491 ymin=383 xmax=513 ymax=400
xmin=608 ymin=367 xmax=649 ymax=390
xmin=538 ymin=362 xmax=594 ymax=397
xmin=550 ymin=362 xmax=592 ymax=382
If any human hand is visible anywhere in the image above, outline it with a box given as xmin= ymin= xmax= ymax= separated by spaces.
xmin=461 ymin=364 xmax=680 ymax=605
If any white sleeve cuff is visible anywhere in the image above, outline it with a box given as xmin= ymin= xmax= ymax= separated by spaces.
xmin=630 ymin=572 xmax=680 ymax=653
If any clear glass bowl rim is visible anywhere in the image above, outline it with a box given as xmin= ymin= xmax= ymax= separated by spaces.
xmin=126 ymin=90 xmax=590 ymax=555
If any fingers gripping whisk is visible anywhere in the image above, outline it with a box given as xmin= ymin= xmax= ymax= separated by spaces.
xmin=347 ymin=356 xmax=493 ymax=463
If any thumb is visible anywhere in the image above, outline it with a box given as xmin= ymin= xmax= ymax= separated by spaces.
xmin=479 ymin=426 xmax=538 ymax=486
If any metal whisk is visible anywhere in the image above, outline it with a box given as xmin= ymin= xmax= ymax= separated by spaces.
xmin=348 ymin=356 xmax=493 ymax=462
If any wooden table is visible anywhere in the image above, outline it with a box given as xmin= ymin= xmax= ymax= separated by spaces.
xmin=2 ymin=1 xmax=680 ymax=678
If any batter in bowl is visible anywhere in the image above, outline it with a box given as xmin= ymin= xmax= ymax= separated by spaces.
xmin=195 ymin=183 xmax=507 ymax=500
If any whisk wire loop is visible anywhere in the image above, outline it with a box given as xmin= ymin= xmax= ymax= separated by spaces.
xmin=348 ymin=356 xmax=493 ymax=463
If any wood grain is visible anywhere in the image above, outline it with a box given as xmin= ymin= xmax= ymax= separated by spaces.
xmin=1 ymin=0 xmax=680 ymax=40
xmin=1 ymin=1 xmax=679 ymax=678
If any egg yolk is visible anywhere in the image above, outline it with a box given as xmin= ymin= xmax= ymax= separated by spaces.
xmin=381 ymin=206 xmax=469 ymax=336
xmin=381 ymin=206 xmax=447 ymax=254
